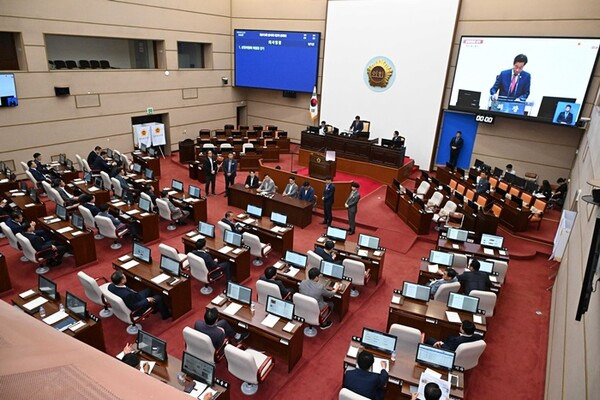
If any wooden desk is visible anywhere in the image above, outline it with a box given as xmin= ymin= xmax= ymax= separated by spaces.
xmin=275 ymin=266 xmax=350 ymax=321
xmin=211 ymin=298 xmax=304 ymax=372
xmin=51 ymin=163 xmax=79 ymax=183
xmin=12 ymin=289 xmax=106 ymax=351
xmin=385 ymin=185 xmax=400 ymax=212
xmin=0 ymin=172 xmax=19 ymax=193
xmin=436 ymin=237 xmax=510 ymax=263
xmin=3 ymin=190 xmax=47 ymax=221
xmin=0 ymin=253 xmax=12 ymax=293
xmin=169 ymin=192 xmax=207 ymax=224
xmin=489 ymin=192 xmax=530 ymax=232
xmin=112 ymin=254 xmax=192 ymax=320
xmin=132 ymin=151 xmax=162 ymax=177
xmin=261 ymin=146 xmax=280 ymax=162
xmin=314 ymin=236 xmax=386 ymax=284
xmin=125 ymin=172 xmax=160 ymax=194
xmin=107 ymin=199 xmax=160 ymax=243
xmin=234 ymin=212 xmax=294 ymax=253
xmin=396 ymin=195 xmax=434 ymax=235
xmin=387 ymin=296 xmax=487 ymax=340
xmin=68 ymin=179 xmax=111 ymax=205
xmin=343 ymin=339 xmax=465 ymax=399
xmin=228 ymin=184 xmax=313 ymax=228
xmin=239 ymin=153 xmax=261 ymax=171
xmin=417 ymin=259 xmax=503 ymax=297
xmin=182 ymin=230 xmax=251 ymax=282
xmin=38 ymin=216 xmax=97 ymax=267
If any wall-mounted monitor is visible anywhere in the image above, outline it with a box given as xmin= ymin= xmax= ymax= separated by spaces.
xmin=0 ymin=74 xmax=18 ymax=107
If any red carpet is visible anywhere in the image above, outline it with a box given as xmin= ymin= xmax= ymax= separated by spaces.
xmin=295 ymin=167 xmax=383 ymax=197
xmin=0 ymin=153 xmax=557 ymax=399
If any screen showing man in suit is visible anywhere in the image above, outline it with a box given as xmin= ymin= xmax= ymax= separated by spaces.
xmin=490 ymin=53 xmax=531 ymax=101
xmin=555 ymin=104 xmax=574 ymax=125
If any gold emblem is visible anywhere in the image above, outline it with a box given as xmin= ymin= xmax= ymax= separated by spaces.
xmin=316 ymin=157 xmax=322 ymax=163
xmin=367 ymin=59 xmax=393 ymax=88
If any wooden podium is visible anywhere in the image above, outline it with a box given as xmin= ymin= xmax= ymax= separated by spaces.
xmin=309 ymin=152 xmax=336 ymax=180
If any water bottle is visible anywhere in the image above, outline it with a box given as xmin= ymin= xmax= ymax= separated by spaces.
xmin=391 ymin=350 xmax=396 ymax=363
xmin=39 ymin=306 xmax=46 ymax=318
xmin=59 ymin=303 xmax=65 ymax=312
xmin=250 ymin=302 xmax=256 ymax=314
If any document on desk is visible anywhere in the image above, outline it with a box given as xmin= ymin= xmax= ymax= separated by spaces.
xmin=371 ymin=357 xmax=389 ymax=373
xmin=428 ymin=264 xmax=439 ymax=273
xmin=483 ymin=248 xmax=494 ymax=255
xmin=237 ymin=213 xmax=246 ymax=218
xmin=19 ymin=289 xmax=36 ymax=299
xmin=46 ymin=218 xmax=61 ymax=224
xmin=223 ymin=302 xmax=243 ymax=316
xmin=391 ymin=295 xmax=401 ymax=305
xmin=23 ymin=297 xmax=48 ymax=311
xmin=374 ymin=250 xmax=383 ymax=257
xmin=270 ymin=226 xmax=282 ymax=233
xmin=285 ymin=267 xmax=299 ymax=277
xmin=168 ymin=190 xmax=178 ymax=196
xmin=243 ymin=217 xmax=255 ymax=224
xmin=88 ymin=186 xmax=99 ymax=192
xmin=473 ymin=315 xmax=484 ymax=325
xmin=490 ymin=275 xmax=498 ymax=283
xmin=126 ymin=209 xmax=140 ymax=215
xmin=24 ymin=203 xmax=36 ymax=208
xmin=188 ymin=382 xmax=209 ymax=398
xmin=71 ymin=230 xmax=85 ymax=236
xmin=499 ymin=249 xmax=507 ymax=256
xmin=151 ymin=273 xmax=170 ymax=285
xmin=417 ymin=370 xmax=450 ymax=400
xmin=186 ymin=231 xmax=197 ymax=237
xmin=184 ymin=198 xmax=197 ymax=203
xmin=316 ymin=237 xmax=326 ymax=243
xmin=452 ymin=244 xmax=460 ymax=249
xmin=139 ymin=361 xmax=156 ymax=374
xmin=113 ymin=201 xmax=126 ymax=207
xmin=445 ymin=311 xmax=462 ymax=323
xmin=232 ymin=248 xmax=244 ymax=255
xmin=261 ymin=314 xmax=280 ymax=328
xmin=211 ymin=294 xmax=227 ymax=306
xmin=218 ymin=246 xmax=233 ymax=254
xmin=0 ymin=178 xmax=8 ymax=183
xmin=135 ymin=179 xmax=145 ymax=183
xmin=347 ymin=345 xmax=359 ymax=358
xmin=273 ymin=261 xmax=284 ymax=269
xmin=190 ymin=234 xmax=204 ymax=242
xmin=68 ymin=320 xmax=87 ymax=332
xmin=56 ymin=226 xmax=73 ymax=234
xmin=120 ymin=260 xmax=139 ymax=270
xmin=43 ymin=310 xmax=68 ymax=325
xmin=357 ymin=249 xmax=369 ymax=257
xmin=283 ymin=321 xmax=297 ymax=333
xmin=11 ymin=192 xmax=25 ymax=197
xmin=118 ymin=254 xmax=131 ymax=262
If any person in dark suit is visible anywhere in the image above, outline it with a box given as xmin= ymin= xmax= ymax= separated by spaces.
xmin=244 ymin=170 xmax=260 ymax=189
xmin=448 ymin=131 xmax=463 ymax=169
xmin=203 ymin=150 xmax=219 ymax=195
xmin=556 ymin=104 xmax=574 ymax=125
xmin=32 ymin=153 xmax=51 ymax=175
xmin=315 ymin=240 xmax=342 ymax=264
xmin=92 ymin=151 xmax=112 ymax=173
xmin=22 ymin=221 xmax=68 ymax=266
xmin=259 ymin=266 xmax=291 ymax=298
xmin=350 ymin=115 xmax=364 ymax=134
xmin=79 ymin=194 xmax=101 ymax=217
xmin=411 ymin=383 xmax=442 ymax=400
xmin=343 ymin=350 xmax=388 ymax=400
xmin=6 ymin=212 xmax=25 ymax=235
xmin=391 ymin=130 xmax=404 ymax=148
xmin=194 ymin=307 xmax=249 ymax=350
xmin=490 ymin=53 xmax=531 ymax=101
xmin=475 ymin=171 xmax=491 ymax=195
xmin=108 ymin=270 xmax=171 ymax=319
xmin=222 ymin=152 xmax=237 ymax=196
xmin=87 ymin=146 xmax=102 ymax=166
xmin=27 ymin=160 xmax=48 ymax=183
xmin=425 ymin=320 xmax=481 ymax=351
xmin=54 ymin=179 xmax=78 ymax=205
xmin=457 ymin=259 xmax=492 ymax=295
xmin=220 ymin=211 xmax=242 ymax=234
xmin=298 ymin=181 xmax=315 ymax=203
xmin=345 ymin=182 xmax=360 ymax=235
xmin=321 ymin=177 xmax=335 ymax=225
xmin=192 ymin=238 xmax=233 ymax=281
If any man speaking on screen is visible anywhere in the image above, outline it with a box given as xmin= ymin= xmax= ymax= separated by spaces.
xmin=490 ymin=54 xmax=531 ymax=101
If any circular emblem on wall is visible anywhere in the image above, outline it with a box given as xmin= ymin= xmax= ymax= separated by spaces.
xmin=364 ymin=56 xmax=396 ymax=92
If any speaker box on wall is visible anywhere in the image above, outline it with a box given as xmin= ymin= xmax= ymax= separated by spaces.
xmin=282 ymin=90 xmax=297 ymax=98
xmin=54 ymin=87 xmax=70 ymax=96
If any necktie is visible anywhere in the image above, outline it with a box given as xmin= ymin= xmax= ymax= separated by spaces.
xmin=228 ymin=161 xmax=231 ymax=173
xmin=509 ymin=75 xmax=518 ymax=95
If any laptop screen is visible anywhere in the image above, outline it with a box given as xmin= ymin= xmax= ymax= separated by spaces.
xmin=226 ymin=282 xmax=252 ymax=305
xmin=38 ymin=275 xmax=57 ymax=300
xmin=132 ymin=163 xmax=142 ymax=173
xmin=266 ymin=295 xmax=294 ymax=321
xmin=198 ymin=221 xmax=215 ymax=238
xmin=416 ymin=343 xmax=455 ymax=371
xmin=160 ymin=255 xmax=180 ymax=277
xmin=133 ymin=242 xmax=151 ymax=263
xmin=469 ymin=257 xmax=494 ymax=274
xmin=326 ymin=226 xmax=347 ymax=241
xmin=137 ymin=330 xmax=167 ymax=362
xmin=171 ymin=179 xmax=184 ymax=192
xmin=138 ymin=197 xmax=151 ymax=212
xmin=283 ymin=250 xmax=307 ymax=269
xmin=270 ymin=211 xmax=287 ymax=226
xmin=429 ymin=250 xmax=454 ymax=267
xmin=480 ymin=233 xmax=504 ymax=249
xmin=320 ymin=260 xmax=344 ymax=280
xmin=189 ymin=185 xmax=201 ymax=199
xmin=55 ymin=204 xmax=67 ymax=221
xmin=144 ymin=168 xmax=154 ymax=180
xmin=71 ymin=213 xmax=84 ymax=230
xmin=402 ymin=282 xmax=431 ymax=302
xmin=181 ymin=351 xmax=215 ymax=386
xmin=65 ymin=291 xmax=87 ymax=320
xmin=447 ymin=227 xmax=469 ymax=242
xmin=361 ymin=327 xmax=397 ymax=355
xmin=447 ymin=292 xmax=479 ymax=314
xmin=246 ymin=204 xmax=263 ymax=218
xmin=358 ymin=234 xmax=380 ymax=250
xmin=223 ymin=230 xmax=242 ymax=247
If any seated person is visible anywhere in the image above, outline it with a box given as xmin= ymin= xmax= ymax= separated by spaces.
xmin=550 ymin=178 xmax=568 ymax=209
xmin=194 ymin=307 xmax=249 ymax=350
xmin=411 ymin=382 xmax=442 ymax=400
xmin=7 ymin=211 xmax=51 ymax=239
xmin=504 ymin=164 xmax=516 ymax=176
xmin=257 ymin=174 xmax=275 ymax=194
xmin=259 ymin=266 xmax=291 ymax=298
xmin=315 ymin=240 xmax=342 ymax=264
xmin=391 ymin=130 xmax=403 ymax=147
xmin=282 ymin=176 xmax=298 ymax=198
xmin=343 ymin=350 xmax=388 ymax=400
xmin=108 ymin=270 xmax=171 ymax=319
xmin=87 ymin=146 xmax=102 ymax=166
xmin=457 ymin=259 xmax=491 ymax=294
xmin=220 ymin=211 xmax=242 ymax=234
xmin=425 ymin=320 xmax=481 ymax=351
xmin=299 ymin=267 xmax=336 ymax=330
xmin=298 ymin=181 xmax=315 ymax=203
xmin=27 ymin=160 xmax=49 ymax=183
xmin=54 ymin=179 xmax=78 ymax=205
xmin=319 ymin=120 xmax=328 ymax=135
xmin=350 ymin=115 xmax=363 ymax=134
xmin=0 ymin=199 xmax=11 ymax=221
xmin=427 ymin=268 xmax=458 ymax=299
xmin=79 ymin=194 xmax=101 ymax=217
xmin=92 ymin=151 xmax=112 ymax=173
xmin=160 ymin=189 xmax=190 ymax=223
xmin=475 ymin=171 xmax=490 ymax=194
xmin=114 ymin=167 xmax=138 ymax=198
xmin=22 ymin=221 xmax=68 ymax=266
xmin=98 ymin=204 xmax=137 ymax=238
xmin=33 ymin=152 xmax=52 ymax=176
xmin=109 ymin=161 xmax=123 ymax=178
xmin=540 ymin=179 xmax=553 ymax=200
xmin=244 ymin=170 xmax=260 ymax=189
xmin=120 ymin=343 xmax=150 ymax=374
xmin=192 ymin=238 xmax=233 ymax=281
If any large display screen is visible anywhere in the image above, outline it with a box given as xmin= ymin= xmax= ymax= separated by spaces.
xmin=0 ymin=74 xmax=18 ymax=107
xmin=234 ymin=29 xmax=320 ymax=93
xmin=449 ymin=36 xmax=600 ymax=125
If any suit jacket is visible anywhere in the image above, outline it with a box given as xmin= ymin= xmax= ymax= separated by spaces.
xmin=193 ymin=320 xmax=226 ymax=349
xmin=82 ymin=202 xmax=101 ymax=217
xmin=314 ymin=246 xmax=340 ymax=265
xmin=87 ymin=151 xmax=98 ymax=166
xmin=458 ymin=270 xmax=492 ymax=295
xmin=259 ymin=274 xmax=291 ymax=297
xmin=346 ymin=190 xmax=360 ymax=212
xmin=222 ymin=159 xmax=238 ymax=177
xmin=258 ymin=179 xmax=275 ymax=194
xmin=220 ymin=218 xmax=241 ymax=234
xmin=350 ymin=120 xmax=364 ymax=133
xmin=98 ymin=211 xmax=124 ymax=228
xmin=6 ymin=219 xmax=24 ymax=234
xmin=191 ymin=250 xmax=219 ymax=272
xmin=203 ymin=157 xmax=217 ymax=178
xmin=298 ymin=187 xmax=315 ymax=202
xmin=556 ymin=111 xmax=573 ymax=124
xmin=29 ymin=168 xmax=46 ymax=182
xmin=299 ymin=279 xmax=334 ymax=311
xmin=115 ymin=175 xmax=130 ymax=190
xmin=450 ymin=136 xmax=464 ymax=153
xmin=475 ymin=178 xmax=490 ymax=194
xmin=323 ymin=183 xmax=335 ymax=204
xmin=23 ymin=231 xmax=52 ymax=252
xmin=343 ymin=367 xmax=388 ymax=400
xmin=34 ymin=159 xmax=49 ymax=174
xmin=92 ymin=157 xmax=111 ymax=173
xmin=490 ymin=69 xmax=531 ymax=101
xmin=245 ymin=175 xmax=259 ymax=188
xmin=283 ymin=183 xmax=298 ymax=198
xmin=108 ymin=283 xmax=150 ymax=312
xmin=441 ymin=333 xmax=482 ymax=352
xmin=56 ymin=187 xmax=73 ymax=201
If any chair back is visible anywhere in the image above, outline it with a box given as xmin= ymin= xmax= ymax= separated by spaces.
xmin=443 ymin=201 xmax=457 ymax=214
xmin=489 ymin=176 xmax=498 ymax=189
xmin=361 ymin=121 xmax=370 ymax=132
xmin=416 ymin=181 xmax=430 ymax=196
xmin=100 ymin=286 xmax=133 ymax=324
xmin=433 ymin=281 xmax=460 ymax=302
xmin=521 ymin=192 xmax=532 ymax=206
xmin=77 ymin=271 xmax=105 ymax=306
xmin=187 ymin=252 xmax=209 ymax=284
xmin=339 ymin=388 xmax=370 ymax=400
xmin=388 ymin=323 xmax=421 ymax=358
xmin=256 ymin=280 xmax=283 ymax=305
xmin=25 ymin=170 xmax=38 ymax=187
xmin=49 ymin=187 xmax=64 ymax=206
xmin=452 ymin=253 xmax=468 ymax=269
xmin=78 ymin=205 xmax=96 ymax=230
xmin=202 ymin=143 xmax=216 ymax=150
xmin=489 ymin=259 xmax=508 ymax=284
xmin=121 ymin=154 xmax=130 ymax=171
xmin=220 ymin=143 xmax=233 ymax=151
xmin=111 ymin=178 xmax=123 ymax=197
xmin=0 ymin=222 xmax=20 ymax=251
xmin=20 ymin=161 xmax=28 ymax=172
xmin=41 ymin=181 xmax=53 ymax=198
xmin=470 ymin=290 xmax=497 ymax=317
xmin=94 ymin=215 xmax=118 ymax=239
xmin=465 ymin=189 xmax=476 ymax=201
xmin=307 ymin=250 xmax=323 ymax=270
xmin=491 ymin=204 xmax=502 ymax=218
xmin=342 ymin=259 xmax=366 ymax=286
xmin=498 ymin=181 xmax=508 ymax=191
xmin=509 ymin=187 xmax=520 ymax=197
xmin=16 ymin=233 xmax=37 ymax=262
xmin=159 ymin=244 xmax=180 ymax=260
xmin=242 ymin=232 xmax=262 ymax=257
xmin=100 ymin=171 xmax=112 ymax=191
xmin=82 ymin=159 xmax=92 ymax=173
xmin=241 ymin=143 xmax=254 ymax=154
xmin=183 ymin=326 xmax=216 ymax=365
xmin=140 ymin=192 xmax=152 ymax=203
xmin=75 ymin=154 xmax=84 ymax=171
xmin=455 ymin=340 xmax=486 ymax=370
xmin=533 ymin=199 xmax=547 ymax=213
xmin=456 ymin=184 xmax=466 ymax=195
xmin=476 ymin=195 xmax=487 ymax=208
xmin=217 ymin=220 xmax=231 ymax=236
xmin=428 ymin=192 xmax=444 ymax=208
xmin=449 ymin=179 xmax=457 ymax=190
xmin=224 ymin=344 xmax=259 ymax=384
xmin=156 ymin=199 xmax=173 ymax=221
xmin=292 ymin=293 xmax=320 ymax=326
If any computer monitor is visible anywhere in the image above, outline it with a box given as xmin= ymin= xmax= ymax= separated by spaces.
xmin=189 ymin=185 xmax=201 ymax=199
xmin=405 ymin=188 xmax=414 ymax=199
xmin=246 ymin=204 xmax=262 ymax=218
xmin=416 ymin=344 xmax=455 ymax=371
xmin=171 ymin=179 xmax=184 ymax=192
xmin=198 ymin=221 xmax=215 ymax=238
xmin=447 ymin=227 xmax=468 ymax=242
xmin=469 ymin=257 xmax=494 ymax=274
xmin=84 ymin=173 xmax=92 ymax=184
xmin=511 ymin=194 xmax=523 ymax=207
xmin=480 ymin=233 xmax=504 ymax=249
xmin=144 ymin=168 xmax=154 ymax=180
xmin=133 ymin=242 xmax=152 ymax=263
xmin=223 ymin=229 xmax=242 ymax=247
xmin=94 ymin=176 xmax=103 ymax=189
xmin=503 ymin=172 xmax=515 ymax=184
xmin=71 ymin=213 xmax=84 ymax=230
xmin=467 ymin=199 xmax=479 ymax=211
xmin=38 ymin=275 xmax=57 ymax=300
xmin=140 ymin=143 xmax=147 ymax=153
xmin=493 ymin=167 xmax=503 ymax=178
xmin=137 ymin=330 xmax=167 ymax=362
xmin=447 ymin=292 xmax=480 ymax=314
xmin=358 ymin=234 xmax=380 ymax=250
xmin=513 ymin=175 xmax=526 ymax=188
xmin=113 ymin=153 xmax=122 ymax=164
xmin=413 ymin=196 xmax=425 ymax=208
xmin=325 ymin=150 xmax=336 ymax=162
xmin=361 ymin=327 xmax=397 ymax=355
xmin=138 ymin=197 xmax=152 ymax=213
xmin=181 ymin=351 xmax=215 ymax=386
xmin=402 ymin=282 xmax=431 ymax=302
xmin=270 ymin=211 xmax=287 ymax=226
xmin=160 ymin=255 xmax=180 ymax=277
xmin=65 ymin=291 xmax=87 ymax=320
xmin=326 ymin=225 xmax=347 ymax=242
xmin=474 ymin=159 xmax=484 ymax=168
xmin=456 ymin=167 xmax=465 ymax=176
xmin=132 ymin=163 xmax=142 ymax=173
xmin=454 ymin=191 xmax=464 ymax=203
xmin=29 ymin=187 xmax=38 ymax=203
xmin=429 ymin=250 xmax=454 ymax=267
xmin=320 ymin=260 xmax=344 ymax=280
xmin=495 ymin=186 xmax=507 ymax=197
xmin=524 ymin=180 xmax=538 ymax=193
xmin=266 ymin=295 xmax=294 ymax=321
xmin=66 ymin=159 xmax=73 ymax=170
xmin=283 ymin=250 xmax=307 ymax=269
xmin=226 ymin=282 xmax=252 ymax=305
xmin=148 ymin=147 xmax=156 ymax=157
xmin=56 ymin=204 xmax=68 ymax=221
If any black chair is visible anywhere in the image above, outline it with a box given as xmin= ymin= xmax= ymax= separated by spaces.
xmin=90 ymin=60 xmax=101 ymax=69
xmin=79 ymin=60 xmax=91 ymax=69
xmin=65 ymin=60 xmax=77 ymax=69
xmin=53 ymin=60 xmax=67 ymax=69
xmin=99 ymin=60 xmax=112 ymax=69
xmin=224 ymin=124 xmax=235 ymax=130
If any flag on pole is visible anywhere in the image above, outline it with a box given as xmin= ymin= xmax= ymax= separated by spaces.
xmin=309 ymin=86 xmax=319 ymax=120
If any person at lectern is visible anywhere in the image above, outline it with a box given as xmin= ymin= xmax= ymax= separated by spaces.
xmin=345 ymin=182 xmax=361 ymax=235
xmin=391 ymin=131 xmax=403 ymax=147
xmin=448 ymin=131 xmax=463 ymax=169
xmin=321 ymin=177 xmax=335 ymax=226
xmin=350 ymin=115 xmax=364 ymax=134
xmin=490 ymin=53 xmax=531 ymax=101
xmin=556 ymin=104 xmax=574 ymax=125
xmin=319 ymin=120 xmax=328 ymax=135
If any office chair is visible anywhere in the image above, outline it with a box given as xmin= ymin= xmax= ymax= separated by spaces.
xmin=77 ymin=271 xmax=113 ymax=317
xmin=470 ymin=290 xmax=497 ymax=317
xmin=183 ymin=326 xmax=226 ymax=364
xmin=242 ymin=232 xmax=272 ymax=266
xmin=454 ymin=340 xmax=487 ymax=370
xmin=159 ymin=243 xmax=188 ymax=268
xmin=101 ymin=286 xmax=154 ymax=335
xmin=293 ymin=292 xmax=331 ymax=337
xmin=224 ymin=344 xmax=274 ymax=395
xmin=388 ymin=323 xmax=422 ymax=358
xmin=433 ymin=281 xmax=460 ymax=303
xmin=95 ymin=215 xmax=129 ymax=249
xmin=187 ymin=252 xmax=224 ymax=295
xmin=16 ymin=233 xmax=57 ymax=275
xmin=342 ymin=259 xmax=370 ymax=297
xmin=256 ymin=280 xmax=290 ymax=305
xmin=0 ymin=222 xmax=29 ymax=262
xmin=339 ymin=388 xmax=370 ymax=400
